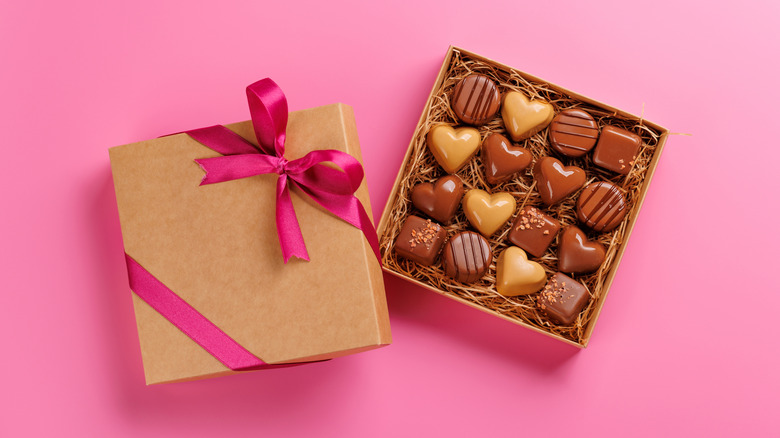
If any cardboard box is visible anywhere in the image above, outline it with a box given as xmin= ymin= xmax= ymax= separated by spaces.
xmin=110 ymin=103 xmax=391 ymax=384
xmin=377 ymin=47 xmax=669 ymax=347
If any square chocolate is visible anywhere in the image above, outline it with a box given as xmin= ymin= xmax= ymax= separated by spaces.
xmin=507 ymin=206 xmax=561 ymax=258
xmin=592 ymin=125 xmax=642 ymax=175
xmin=537 ymin=272 xmax=590 ymax=325
xmin=395 ymin=215 xmax=447 ymax=266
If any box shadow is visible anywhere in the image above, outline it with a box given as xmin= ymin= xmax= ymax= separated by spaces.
xmin=383 ymin=273 xmax=580 ymax=374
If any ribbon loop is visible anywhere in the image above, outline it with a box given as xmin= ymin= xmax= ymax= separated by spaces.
xmin=188 ymin=79 xmax=381 ymax=264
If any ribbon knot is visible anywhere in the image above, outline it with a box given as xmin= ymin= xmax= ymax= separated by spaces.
xmin=274 ymin=156 xmax=288 ymax=175
xmin=186 ymin=78 xmax=381 ymax=264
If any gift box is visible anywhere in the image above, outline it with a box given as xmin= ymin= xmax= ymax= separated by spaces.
xmin=110 ymin=80 xmax=391 ymax=384
xmin=377 ymin=47 xmax=669 ymax=347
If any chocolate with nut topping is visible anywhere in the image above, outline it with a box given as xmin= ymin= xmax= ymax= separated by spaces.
xmin=395 ymin=215 xmax=447 ymax=266
xmin=537 ymin=272 xmax=590 ymax=325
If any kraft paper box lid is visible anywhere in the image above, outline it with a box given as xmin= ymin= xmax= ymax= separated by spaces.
xmin=109 ymin=103 xmax=391 ymax=384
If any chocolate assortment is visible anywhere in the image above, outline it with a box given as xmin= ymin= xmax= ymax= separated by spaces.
xmin=395 ymin=74 xmax=643 ymax=327
xmin=380 ymin=48 xmax=667 ymax=343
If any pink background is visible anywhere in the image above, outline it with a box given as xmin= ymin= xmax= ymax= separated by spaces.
xmin=2 ymin=0 xmax=778 ymax=436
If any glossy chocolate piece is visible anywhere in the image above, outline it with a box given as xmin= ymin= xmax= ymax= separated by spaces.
xmin=549 ymin=109 xmax=599 ymax=157
xmin=537 ymin=272 xmax=590 ymax=325
xmin=501 ymin=91 xmax=554 ymax=141
xmin=394 ymin=215 xmax=447 ymax=266
xmin=451 ymin=74 xmax=501 ymax=126
xmin=481 ymin=133 xmax=532 ymax=185
xmin=508 ymin=206 xmax=561 ymax=258
xmin=576 ymin=182 xmax=627 ymax=232
xmin=426 ymin=125 xmax=481 ymax=173
xmin=592 ymin=125 xmax=642 ymax=175
xmin=495 ymin=246 xmax=547 ymax=296
xmin=533 ymin=157 xmax=586 ymax=206
xmin=442 ymin=231 xmax=491 ymax=283
xmin=558 ymin=226 xmax=606 ymax=274
xmin=461 ymin=189 xmax=516 ymax=237
xmin=411 ymin=175 xmax=464 ymax=223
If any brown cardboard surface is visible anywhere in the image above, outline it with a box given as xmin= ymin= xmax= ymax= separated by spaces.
xmin=377 ymin=47 xmax=668 ymax=347
xmin=110 ymin=103 xmax=391 ymax=384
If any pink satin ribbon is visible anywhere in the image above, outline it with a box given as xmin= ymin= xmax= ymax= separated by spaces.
xmin=189 ymin=78 xmax=381 ymax=263
xmin=126 ymin=254 xmax=315 ymax=371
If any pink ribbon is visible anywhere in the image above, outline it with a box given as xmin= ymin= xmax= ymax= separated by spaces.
xmin=126 ymin=254 xmax=316 ymax=371
xmin=189 ymin=78 xmax=381 ymax=263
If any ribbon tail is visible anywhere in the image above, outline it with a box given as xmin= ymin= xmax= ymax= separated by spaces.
xmin=293 ymin=182 xmax=381 ymax=265
xmin=276 ymin=174 xmax=310 ymax=263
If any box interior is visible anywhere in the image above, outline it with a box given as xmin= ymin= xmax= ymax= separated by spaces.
xmin=377 ymin=47 xmax=668 ymax=347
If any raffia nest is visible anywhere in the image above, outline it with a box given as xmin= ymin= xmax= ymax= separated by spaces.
xmin=379 ymin=50 xmax=661 ymax=345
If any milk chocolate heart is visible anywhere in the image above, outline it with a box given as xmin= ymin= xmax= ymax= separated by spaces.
xmin=496 ymin=246 xmax=547 ymax=296
xmin=558 ymin=226 xmax=606 ymax=274
xmin=533 ymin=157 xmax=586 ymax=206
xmin=411 ymin=175 xmax=464 ymax=223
xmin=427 ymin=125 xmax=481 ymax=173
xmin=501 ymin=92 xmax=554 ymax=141
xmin=462 ymin=189 xmax=516 ymax=237
xmin=481 ymin=133 xmax=532 ymax=185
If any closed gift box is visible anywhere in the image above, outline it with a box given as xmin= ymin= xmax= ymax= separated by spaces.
xmin=377 ymin=47 xmax=669 ymax=347
xmin=110 ymin=100 xmax=391 ymax=384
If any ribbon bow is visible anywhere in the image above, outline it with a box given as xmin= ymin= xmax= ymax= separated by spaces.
xmin=186 ymin=78 xmax=380 ymax=263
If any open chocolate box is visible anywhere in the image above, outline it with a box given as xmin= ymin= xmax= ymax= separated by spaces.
xmin=377 ymin=47 xmax=669 ymax=347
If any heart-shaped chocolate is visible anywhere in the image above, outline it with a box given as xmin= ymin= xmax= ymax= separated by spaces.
xmin=533 ymin=157 xmax=586 ymax=206
xmin=558 ymin=226 xmax=606 ymax=274
xmin=411 ymin=175 xmax=464 ymax=223
xmin=496 ymin=246 xmax=547 ymax=296
xmin=481 ymin=133 xmax=532 ymax=185
xmin=426 ymin=125 xmax=481 ymax=173
xmin=462 ymin=189 xmax=516 ymax=237
xmin=501 ymin=92 xmax=554 ymax=141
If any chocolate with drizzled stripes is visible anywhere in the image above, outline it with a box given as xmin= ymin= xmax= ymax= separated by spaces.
xmin=548 ymin=109 xmax=600 ymax=158
xmin=451 ymin=74 xmax=501 ymax=126
xmin=576 ymin=181 xmax=627 ymax=232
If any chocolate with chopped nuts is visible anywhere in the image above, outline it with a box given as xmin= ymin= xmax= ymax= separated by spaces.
xmin=507 ymin=206 xmax=561 ymax=258
xmin=394 ymin=215 xmax=447 ymax=266
xmin=537 ymin=272 xmax=590 ymax=325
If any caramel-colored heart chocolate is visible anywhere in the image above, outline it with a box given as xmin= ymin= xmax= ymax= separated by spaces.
xmin=481 ymin=133 xmax=532 ymax=185
xmin=558 ymin=226 xmax=606 ymax=274
xmin=496 ymin=246 xmax=547 ymax=296
xmin=501 ymin=92 xmax=554 ymax=141
xmin=462 ymin=189 xmax=516 ymax=237
xmin=426 ymin=125 xmax=481 ymax=173
xmin=411 ymin=175 xmax=464 ymax=223
xmin=533 ymin=157 xmax=586 ymax=206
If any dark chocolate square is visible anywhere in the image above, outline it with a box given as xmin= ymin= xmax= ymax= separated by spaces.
xmin=507 ymin=206 xmax=560 ymax=258
xmin=394 ymin=215 xmax=447 ymax=266
xmin=592 ymin=125 xmax=642 ymax=175
xmin=537 ymin=272 xmax=590 ymax=325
